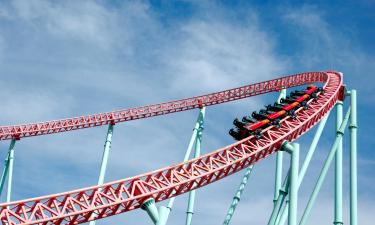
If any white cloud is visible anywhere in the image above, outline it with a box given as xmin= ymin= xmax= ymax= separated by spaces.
xmin=164 ymin=15 xmax=286 ymax=95
xmin=9 ymin=0 xmax=115 ymax=49
xmin=282 ymin=5 xmax=375 ymax=98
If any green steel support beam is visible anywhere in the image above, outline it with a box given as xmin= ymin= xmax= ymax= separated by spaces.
xmin=143 ymin=108 xmax=205 ymax=225
xmin=282 ymin=142 xmax=299 ymax=225
xmin=277 ymin=203 xmax=288 ymax=225
xmin=157 ymin=207 xmax=170 ymax=225
xmin=299 ymin=108 xmax=351 ymax=225
xmin=142 ymin=198 xmax=160 ymax=224
xmin=161 ymin=111 xmax=202 ymax=222
xmin=268 ymin=171 xmax=290 ymax=225
xmin=6 ymin=139 xmax=16 ymax=203
xmin=274 ymin=89 xmax=286 ymax=204
xmin=271 ymin=112 xmax=330 ymax=225
xmin=0 ymin=139 xmax=16 ymax=198
xmin=0 ymin=154 xmax=10 ymax=196
xmin=334 ymin=101 xmax=343 ymax=225
xmin=89 ymin=123 xmax=114 ymax=225
xmin=349 ymin=90 xmax=357 ymax=225
xmin=298 ymin=112 xmax=330 ymax=187
xmin=274 ymin=153 xmax=283 ymax=202
xmin=289 ymin=143 xmax=299 ymax=225
xmin=223 ymin=166 xmax=254 ymax=225
xmin=97 ymin=123 xmax=114 ymax=185
xmin=186 ymin=107 xmax=205 ymax=225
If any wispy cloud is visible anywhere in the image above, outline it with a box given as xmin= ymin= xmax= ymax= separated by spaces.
xmin=165 ymin=17 xmax=286 ymax=94
xmin=281 ymin=4 xmax=374 ymax=96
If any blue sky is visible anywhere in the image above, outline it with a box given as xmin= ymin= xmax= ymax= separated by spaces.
xmin=0 ymin=0 xmax=374 ymax=224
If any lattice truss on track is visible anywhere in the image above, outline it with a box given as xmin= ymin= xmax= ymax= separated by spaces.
xmin=1 ymin=72 xmax=332 ymax=140
xmin=0 ymin=72 xmax=343 ymax=225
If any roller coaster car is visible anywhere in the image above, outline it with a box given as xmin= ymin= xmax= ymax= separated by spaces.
xmin=233 ymin=118 xmax=247 ymax=128
xmin=290 ymin=90 xmax=307 ymax=97
xmin=242 ymin=116 xmax=257 ymax=123
xmin=252 ymin=110 xmax=268 ymax=120
xmin=229 ymin=84 xmax=323 ymax=141
xmin=280 ymin=96 xmax=297 ymax=104
xmin=266 ymin=103 xmax=284 ymax=111
xmin=229 ymin=129 xmax=241 ymax=140
xmin=229 ymin=127 xmax=251 ymax=141
xmin=229 ymin=127 xmax=262 ymax=140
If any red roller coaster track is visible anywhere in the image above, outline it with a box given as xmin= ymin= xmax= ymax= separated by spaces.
xmin=0 ymin=71 xmax=343 ymax=225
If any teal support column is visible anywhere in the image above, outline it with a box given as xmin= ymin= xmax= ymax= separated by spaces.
xmin=334 ymin=102 xmax=343 ymax=225
xmin=289 ymin=143 xmax=299 ymax=225
xmin=274 ymin=152 xmax=283 ymax=203
xmin=223 ymin=166 xmax=254 ymax=225
xmin=146 ymin=108 xmax=205 ymax=225
xmin=274 ymin=112 xmax=330 ymax=225
xmin=0 ymin=140 xmax=16 ymax=196
xmin=0 ymin=154 xmax=10 ymax=196
xmin=142 ymin=198 xmax=160 ymax=224
xmin=157 ymin=206 xmax=170 ymax=225
xmin=0 ymin=139 xmax=16 ymax=198
xmin=277 ymin=204 xmax=288 ymax=225
xmin=89 ymin=123 xmax=114 ymax=225
xmin=6 ymin=139 xmax=16 ymax=203
xmin=97 ymin=123 xmax=114 ymax=185
xmin=349 ymin=90 xmax=358 ymax=225
xmin=268 ymin=171 xmax=290 ymax=225
xmin=186 ymin=107 xmax=205 ymax=225
xmin=299 ymin=108 xmax=351 ymax=225
xmin=185 ymin=186 xmax=196 ymax=225
xmin=164 ymin=107 xmax=205 ymax=225
xmin=162 ymin=113 xmax=200 ymax=219
xmin=275 ymin=89 xmax=286 ymax=204
xmin=298 ymin=112 xmax=330 ymax=187
xmin=282 ymin=142 xmax=299 ymax=225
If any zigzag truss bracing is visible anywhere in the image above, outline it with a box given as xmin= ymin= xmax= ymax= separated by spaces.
xmin=0 ymin=71 xmax=343 ymax=224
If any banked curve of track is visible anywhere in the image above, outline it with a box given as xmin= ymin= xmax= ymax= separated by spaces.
xmin=0 ymin=71 xmax=339 ymax=140
xmin=0 ymin=71 xmax=343 ymax=225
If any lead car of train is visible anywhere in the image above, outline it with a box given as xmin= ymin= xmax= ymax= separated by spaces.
xmin=229 ymin=85 xmax=323 ymax=140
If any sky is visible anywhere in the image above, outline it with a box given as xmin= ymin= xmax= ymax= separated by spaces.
xmin=0 ymin=0 xmax=374 ymax=225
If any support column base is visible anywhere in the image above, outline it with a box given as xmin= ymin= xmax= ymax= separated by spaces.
xmin=141 ymin=198 xmax=159 ymax=224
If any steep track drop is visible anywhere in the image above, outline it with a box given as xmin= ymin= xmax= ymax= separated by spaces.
xmin=0 ymin=71 xmax=343 ymax=224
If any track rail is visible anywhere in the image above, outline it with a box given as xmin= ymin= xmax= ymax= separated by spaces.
xmin=1 ymin=72 xmax=331 ymax=140
xmin=0 ymin=71 xmax=343 ymax=225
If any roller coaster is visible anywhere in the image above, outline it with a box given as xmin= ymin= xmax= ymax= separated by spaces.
xmin=0 ymin=71 xmax=358 ymax=225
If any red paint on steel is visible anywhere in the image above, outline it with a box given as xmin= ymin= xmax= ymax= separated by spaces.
xmin=295 ymin=94 xmax=309 ymax=103
xmin=283 ymin=102 xmax=299 ymax=111
xmin=0 ymin=71 xmax=342 ymax=224
xmin=267 ymin=110 xmax=286 ymax=120
xmin=1 ymin=72 xmax=327 ymax=140
xmin=248 ymin=119 xmax=270 ymax=130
